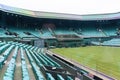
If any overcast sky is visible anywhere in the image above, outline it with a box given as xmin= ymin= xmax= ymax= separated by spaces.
xmin=0 ymin=0 xmax=120 ymax=15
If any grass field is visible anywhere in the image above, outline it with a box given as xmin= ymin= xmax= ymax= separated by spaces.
xmin=51 ymin=46 xmax=120 ymax=80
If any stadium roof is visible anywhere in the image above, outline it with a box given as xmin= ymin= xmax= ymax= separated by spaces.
xmin=0 ymin=4 xmax=120 ymax=20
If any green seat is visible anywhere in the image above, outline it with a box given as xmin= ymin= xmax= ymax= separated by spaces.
xmin=21 ymin=48 xmax=30 ymax=80
xmin=3 ymin=76 xmax=13 ymax=80
xmin=67 ymin=76 xmax=73 ymax=80
xmin=30 ymin=51 xmax=43 ymax=66
xmin=25 ymin=49 xmax=34 ymax=62
xmin=42 ymin=54 xmax=61 ymax=67
xmin=3 ymin=46 xmax=18 ymax=80
xmin=25 ymin=49 xmax=44 ymax=80
xmin=0 ymin=44 xmax=10 ymax=55
xmin=31 ymin=63 xmax=44 ymax=80
xmin=46 ymin=73 xmax=55 ymax=80
xmin=23 ymin=76 xmax=30 ymax=80
xmin=37 ymin=53 xmax=55 ymax=67
xmin=57 ymin=74 xmax=64 ymax=80
xmin=0 ymin=56 xmax=5 ymax=69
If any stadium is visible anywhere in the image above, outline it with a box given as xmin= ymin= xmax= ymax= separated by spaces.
xmin=0 ymin=3 xmax=120 ymax=80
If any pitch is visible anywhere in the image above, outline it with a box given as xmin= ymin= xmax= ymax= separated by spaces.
xmin=51 ymin=46 xmax=120 ymax=80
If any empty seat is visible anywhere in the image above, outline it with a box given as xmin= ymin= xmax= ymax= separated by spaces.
xmin=42 ymin=53 xmax=61 ymax=67
xmin=12 ymin=46 xmax=19 ymax=59
xmin=57 ymin=74 xmax=65 ymax=80
xmin=34 ymin=51 xmax=55 ymax=67
xmin=3 ymin=45 xmax=15 ymax=59
xmin=0 ymin=56 xmax=5 ymax=69
xmin=25 ymin=49 xmax=44 ymax=80
xmin=67 ymin=76 xmax=73 ymax=80
xmin=29 ymin=50 xmax=43 ymax=67
xmin=35 ymin=53 xmax=48 ymax=65
xmin=3 ymin=58 xmax=16 ymax=80
xmin=31 ymin=62 xmax=44 ymax=80
xmin=0 ymin=44 xmax=10 ymax=55
xmin=46 ymin=73 xmax=55 ymax=80
xmin=3 ymin=46 xmax=19 ymax=80
xmin=25 ymin=49 xmax=34 ymax=62
xmin=21 ymin=47 xmax=30 ymax=80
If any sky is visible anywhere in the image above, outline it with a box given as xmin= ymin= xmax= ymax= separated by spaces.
xmin=0 ymin=0 xmax=120 ymax=15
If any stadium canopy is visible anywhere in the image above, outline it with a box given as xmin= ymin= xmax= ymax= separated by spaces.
xmin=0 ymin=4 xmax=120 ymax=20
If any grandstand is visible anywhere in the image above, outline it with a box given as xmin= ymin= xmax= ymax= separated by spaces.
xmin=0 ymin=4 xmax=120 ymax=80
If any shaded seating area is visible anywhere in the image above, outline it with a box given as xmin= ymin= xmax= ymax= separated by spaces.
xmin=91 ymin=38 xmax=120 ymax=46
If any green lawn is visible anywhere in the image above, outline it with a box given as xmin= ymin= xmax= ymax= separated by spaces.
xmin=51 ymin=46 xmax=120 ymax=80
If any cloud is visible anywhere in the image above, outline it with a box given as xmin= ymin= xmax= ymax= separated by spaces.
xmin=0 ymin=0 xmax=120 ymax=15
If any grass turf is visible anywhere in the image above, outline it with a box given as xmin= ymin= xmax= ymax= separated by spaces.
xmin=51 ymin=46 xmax=120 ymax=80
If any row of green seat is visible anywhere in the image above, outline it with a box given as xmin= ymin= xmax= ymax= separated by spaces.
xmin=3 ymin=46 xmax=19 ymax=80
xmin=3 ymin=45 xmax=15 ymax=59
xmin=32 ymin=51 xmax=48 ymax=66
xmin=57 ymin=74 xmax=73 ymax=80
xmin=28 ymin=49 xmax=69 ymax=80
xmin=30 ymin=47 xmax=61 ymax=67
xmin=0 ymin=42 xmax=6 ymax=47
xmin=8 ymin=41 xmax=26 ymax=47
xmin=29 ymin=47 xmax=35 ymax=51
xmin=57 ymin=74 xmax=65 ymax=80
xmin=0 ymin=45 xmax=15 ymax=69
xmin=29 ymin=46 xmax=39 ymax=52
xmin=29 ymin=46 xmax=61 ymax=67
xmin=31 ymin=62 xmax=44 ymax=80
xmin=25 ymin=49 xmax=34 ymax=62
xmin=25 ymin=49 xmax=44 ymax=80
xmin=8 ymin=41 xmax=39 ymax=52
xmin=3 ymin=59 xmax=16 ymax=80
xmin=0 ymin=56 xmax=4 ymax=69
xmin=12 ymin=46 xmax=19 ymax=59
xmin=41 ymin=53 xmax=61 ymax=67
xmin=0 ymin=44 xmax=11 ymax=55
xmin=28 ymin=50 xmax=72 ymax=80
xmin=46 ymin=73 xmax=55 ymax=80
xmin=25 ymin=45 xmax=33 ymax=50
xmin=67 ymin=76 xmax=73 ymax=80
xmin=21 ymin=47 xmax=30 ymax=80
xmin=29 ymin=50 xmax=43 ymax=67
xmin=34 ymin=47 xmax=39 ymax=52
xmin=4 ymin=41 xmax=74 ymax=80
xmin=0 ymin=41 xmax=74 ymax=80
xmin=35 ymin=52 xmax=56 ymax=67
xmin=22 ymin=44 xmax=31 ymax=49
